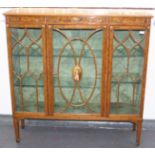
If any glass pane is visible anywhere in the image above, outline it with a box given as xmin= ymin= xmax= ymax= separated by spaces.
xmin=110 ymin=30 xmax=145 ymax=114
xmin=11 ymin=28 xmax=44 ymax=112
xmin=52 ymin=29 xmax=103 ymax=113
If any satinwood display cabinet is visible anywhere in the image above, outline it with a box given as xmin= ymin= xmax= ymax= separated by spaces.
xmin=4 ymin=8 xmax=152 ymax=145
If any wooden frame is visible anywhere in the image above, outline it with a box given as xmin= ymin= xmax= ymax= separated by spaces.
xmin=4 ymin=8 xmax=152 ymax=145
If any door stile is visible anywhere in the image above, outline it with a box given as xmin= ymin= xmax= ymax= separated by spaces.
xmin=107 ymin=26 xmax=114 ymax=115
xmin=46 ymin=25 xmax=54 ymax=115
xmin=42 ymin=25 xmax=49 ymax=115
xmin=100 ymin=26 xmax=107 ymax=116
xmin=105 ymin=25 xmax=111 ymax=117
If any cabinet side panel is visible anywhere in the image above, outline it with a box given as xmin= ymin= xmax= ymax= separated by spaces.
xmin=6 ymin=26 xmax=16 ymax=115
xmin=139 ymin=28 xmax=151 ymax=117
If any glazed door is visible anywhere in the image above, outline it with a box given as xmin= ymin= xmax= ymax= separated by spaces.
xmin=48 ymin=25 xmax=106 ymax=116
xmin=109 ymin=27 xmax=148 ymax=115
xmin=8 ymin=26 xmax=47 ymax=113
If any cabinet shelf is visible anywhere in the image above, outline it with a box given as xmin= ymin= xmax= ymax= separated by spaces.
xmin=112 ymin=81 xmax=141 ymax=84
xmin=13 ymin=75 xmax=141 ymax=89
xmin=12 ymin=54 xmax=144 ymax=58
xmin=12 ymin=54 xmax=42 ymax=57
xmin=14 ymin=84 xmax=44 ymax=87
xmin=14 ymin=81 xmax=141 ymax=88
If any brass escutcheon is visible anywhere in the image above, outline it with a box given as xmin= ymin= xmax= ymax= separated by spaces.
xmin=72 ymin=65 xmax=82 ymax=81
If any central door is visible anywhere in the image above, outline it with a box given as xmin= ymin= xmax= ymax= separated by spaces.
xmin=48 ymin=25 xmax=105 ymax=116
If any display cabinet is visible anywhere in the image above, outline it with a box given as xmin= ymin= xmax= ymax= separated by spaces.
xmin=4 ymin=8 xmax=152 ymax=145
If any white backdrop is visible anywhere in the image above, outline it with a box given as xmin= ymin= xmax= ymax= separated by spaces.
xmin=0 ymin=0 xmax=155 ymax=119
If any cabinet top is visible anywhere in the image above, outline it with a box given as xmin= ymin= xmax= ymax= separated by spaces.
xmin=4 ymin=8 xmax=152 ymax=17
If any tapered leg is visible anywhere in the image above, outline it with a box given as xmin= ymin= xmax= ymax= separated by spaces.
xmin=132 ymin=122 xmax=136 ymax=131
xmin=13 ymin=118 xmax=20 ymax=143
xmin=136 ymin=120 xmax=142 ymax=145
xmin=20 ymin=119 xmax=25 ymax=129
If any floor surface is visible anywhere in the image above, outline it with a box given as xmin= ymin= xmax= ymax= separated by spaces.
xmin=0 ymin=115 xmax=155 ymax=148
